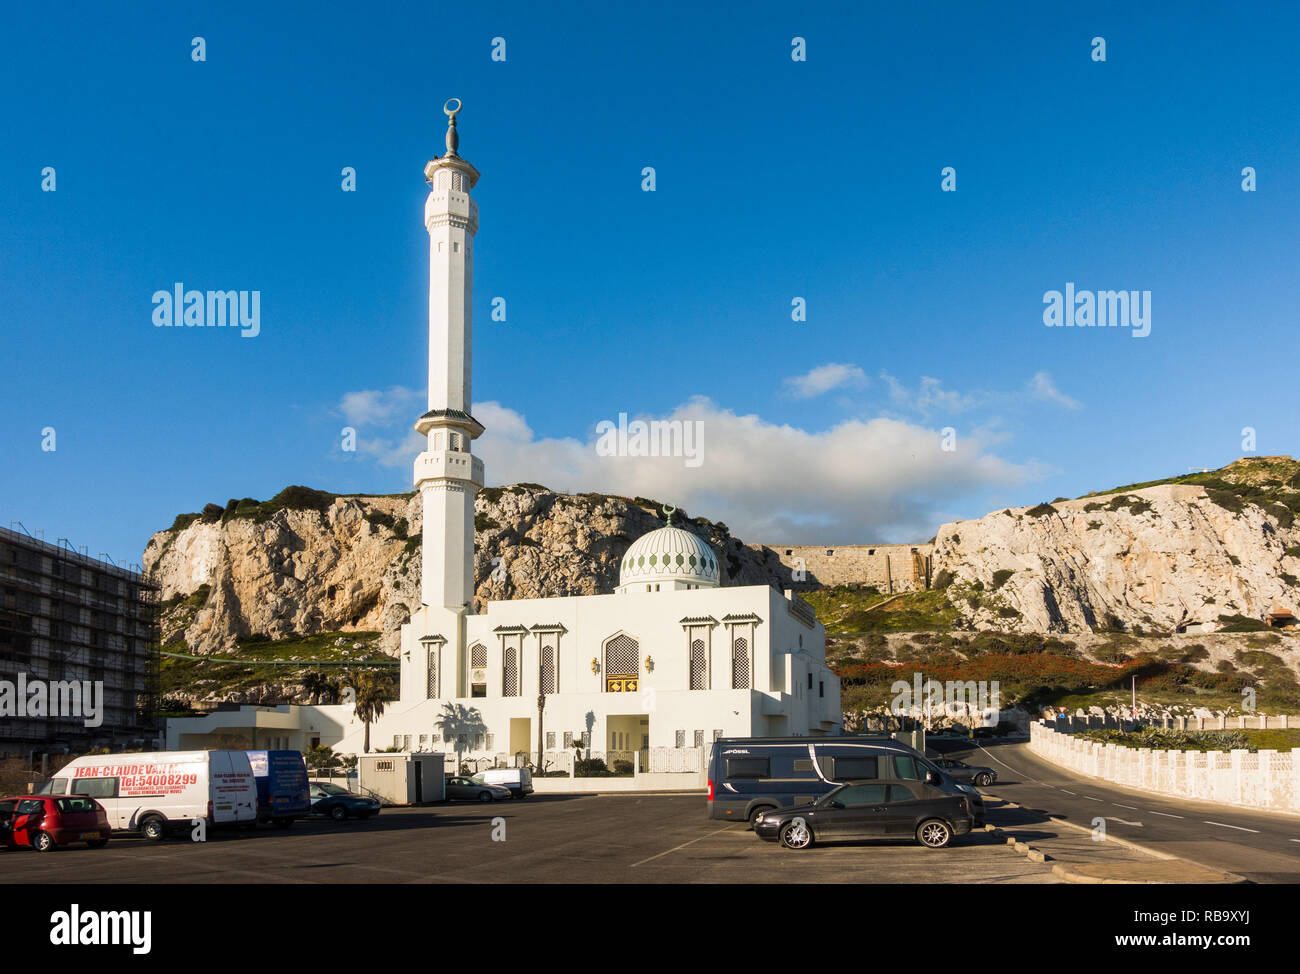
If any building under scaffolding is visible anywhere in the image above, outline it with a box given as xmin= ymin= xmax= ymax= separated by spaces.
xmin=0 ymin=524 xmax=159 ymax=757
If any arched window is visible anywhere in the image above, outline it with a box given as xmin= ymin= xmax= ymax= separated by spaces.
xmin=540 ymin=644 xmax=556 ymax=694
xmin=732 ymin=636 xmax=750 ymax=689
xmin=426 ymin=648 xmax=438 ymax=699
xmin=501 ymin=642 xmax=517 ymax=697
xmin=690 ymin=638 xmax=707 ymax=690
xmin=604 ymin=633 xmax=639 ymax=691
xmin=469 ymin=642 xmax=487 ymax=697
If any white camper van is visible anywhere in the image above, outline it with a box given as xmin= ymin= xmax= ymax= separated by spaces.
xmin=43 ymin=750 xmax=258 ymax=840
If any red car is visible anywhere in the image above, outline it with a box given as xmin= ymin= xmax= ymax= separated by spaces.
xmin=0 ymin=795 xmax=112 ymax=852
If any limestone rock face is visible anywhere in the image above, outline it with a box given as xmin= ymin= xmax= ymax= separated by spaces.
xmin=933 ymin=484 xmax=1300 ymax=633
xmin=143 ymin=488 xmax=788 ymax=656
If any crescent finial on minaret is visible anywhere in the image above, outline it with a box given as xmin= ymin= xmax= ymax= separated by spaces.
xmin=443 ymin=98 xmax=462 ymax=156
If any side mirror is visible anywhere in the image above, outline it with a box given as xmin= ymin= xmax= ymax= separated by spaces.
xmin=925 ymin=771 xmax=940 ymax=784
xmin=827 ymin=800 xmax=844 ymax=809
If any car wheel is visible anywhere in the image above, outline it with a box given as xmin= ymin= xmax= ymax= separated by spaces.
xmin=141 ymin=818 xmax=166 ymax=842
xmin=478 ymin=791 xmax=493 ymax=803
xmin=977 ymin=773 xmax=994 ymax=787
xmin=779 ymin=819 xmax=813 ymax=850
xmin=87 ymin=839 xmax=109 ymax=849
xmin=330 ymin=805 xmax=348 ymax=822
xmin=748 ymin=806 xmax=775 ymax=830
xmin=34 ymin=831 xmax=56 ymax=853
xmin=917 ymin=819 xmax=953 ymax=848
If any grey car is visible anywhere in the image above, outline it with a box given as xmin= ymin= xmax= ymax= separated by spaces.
xmin=933 ymin=757 xmax=996 ymax=787
xmin=754 ymin=781 xmax=974 ymax=850
xmin=444 ymin=775 xmax=511 ymax=802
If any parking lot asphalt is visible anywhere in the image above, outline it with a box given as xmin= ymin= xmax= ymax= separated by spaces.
xmin=1 ymin=794 xmax=1066 ymax=884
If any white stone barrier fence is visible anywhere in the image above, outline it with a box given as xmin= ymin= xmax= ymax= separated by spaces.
xmin=1029 ymin=721 xmax=1300 ymax=812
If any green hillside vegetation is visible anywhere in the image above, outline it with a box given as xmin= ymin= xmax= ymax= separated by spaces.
xmin=1085 ymin=456 xmax=1300 ymax=527
xmin=802 ymin=587 xmax=960 ymax=635
xmin=168 ymin=486 xmax=416 ymax=532
xmin=159 ymin=630 xmax=395 ymax=709
xmin=1079 ymin=726 xmax=1300 ymax=752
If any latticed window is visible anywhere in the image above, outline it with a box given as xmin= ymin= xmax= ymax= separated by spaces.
xmin=540 ymin=644 xmax=556 ymax=694
xmin=690 ymin=638 xmax=707 ymax=690
xmin=470 ymin=643 xmax=486 ymax=667
xmin=546 ymin=732 xmax=556 ymax=750
xmin=732 ymin=635 xmax=750 ymax=689
xmin=605 ymin=634 xmax=639 ymax=677
xmin=503 ymin=642 xmax=519 ymax=696
xmin=426 ymin=648 xmax=438 ymax=699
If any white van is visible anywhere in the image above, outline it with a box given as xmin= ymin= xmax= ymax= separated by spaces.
xmin=472 ymin=767 xmax=533 ymax=799
xmin=44 ymin=750 xmax=258 ymax=840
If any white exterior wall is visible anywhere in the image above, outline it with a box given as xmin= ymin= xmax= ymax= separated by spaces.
xmin=1031 ymin=722 xmax=1300 ymax=812
xmin=314 ymin=585 xmax=841 ymax=762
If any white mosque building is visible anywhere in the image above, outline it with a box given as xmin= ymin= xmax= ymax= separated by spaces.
xmin=166 ymin=103 xmax=841 ymax=776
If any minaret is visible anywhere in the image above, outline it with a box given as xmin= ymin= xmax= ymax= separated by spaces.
xmin=415 ymin=98 xmax=484 ymax=613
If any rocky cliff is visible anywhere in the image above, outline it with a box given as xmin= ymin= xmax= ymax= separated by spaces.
xmin=144 ymin=458 xmax=1300 ymax=657
xmin=932 ymin=458 xmax=1300 ymax=634
xmin=144 ymin=485 xmax=788 ymax=656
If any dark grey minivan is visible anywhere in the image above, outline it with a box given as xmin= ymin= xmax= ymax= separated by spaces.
xmin=707 ymin=735 xmax=985 ymax=828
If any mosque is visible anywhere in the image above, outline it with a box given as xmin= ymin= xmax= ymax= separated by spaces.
xmin=166 ymin=103 xmax=842 ymax=774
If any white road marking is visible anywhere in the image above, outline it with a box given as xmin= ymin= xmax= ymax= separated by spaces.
xmin=1060 ymin=789 xmax=1076 ymax=796
xmin=1204 ymin=821 xmax=1259 ymax=833
xmin=1111 ymin=818 xmax=1143 ymax=827
xmin=1114 ymin=804 xmax=1138 ymax=810
xmin=630 ymin=825 xmax=739 ymax=867
xmin=1150 ymin=810 xmax=1184 ymax=819
xmin=1083 ymin=796 xmax=1103 ymax=802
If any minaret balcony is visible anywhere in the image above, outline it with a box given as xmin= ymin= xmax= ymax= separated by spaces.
xmin=414 ymin=408 xmax=485 ymax=439
xmin=414 ymin=450 xmax=485 ymax=488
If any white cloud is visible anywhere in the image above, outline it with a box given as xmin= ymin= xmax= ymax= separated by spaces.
xmin=1028 ymin=371 xmax=1082 ymax=410
xmin=880 ymin=373 xmax=979 ymax=417
xmin=334 ymin=388 xmax=1040 ymax=541
xmin=469 ymin=397 xmax=1036 ymax=542
xmin=339 ymin=385 xmax=424 ymax=427
xmin=782 ymin=363 xmax=867 ymax=399
xmin=335 ymin=386 xmax=426 ymax=467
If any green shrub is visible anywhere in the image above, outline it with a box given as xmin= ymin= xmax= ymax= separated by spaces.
xmin=1025 ymin=503 xmax=1057 ymax=518
xmin=932 ymin=569 xmax=954 ymax=589
xmin=1217 ymin=614 xmax=1268 ymax=632
xmin=991 ymin=570 xmax=1015 ymax=590
xmin=1107 ymin=494 xmax=1154 ymax=515
xmin=574 ymin=758 xmax=609 ymax=777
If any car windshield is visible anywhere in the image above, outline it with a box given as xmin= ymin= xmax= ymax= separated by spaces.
xmin=469 ymin=774 xmax=485 ymax=784
xmin=315 ymin=783 xmax=349 ymax=796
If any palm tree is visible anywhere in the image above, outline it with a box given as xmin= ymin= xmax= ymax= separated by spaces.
xmin=435 ymin=702 xmax=487 ymax=772
xmin=301 ymin=671 xmax=339 ymax=705
xmin=351 ymin=671 xmax=390 ymax=753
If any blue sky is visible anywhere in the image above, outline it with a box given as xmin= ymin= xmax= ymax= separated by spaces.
xmin=3 ymin=1 xmax=1298 ymax=565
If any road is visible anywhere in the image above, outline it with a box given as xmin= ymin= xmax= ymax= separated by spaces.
xmin=1 ymin=792 xmax=1064 ymax=884
xmin=960 ymin=740 xmax=1300 ymax=883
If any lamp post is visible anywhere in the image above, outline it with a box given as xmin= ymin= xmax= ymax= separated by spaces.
xmin=536 ymin=693 xmax=545 ymax=774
